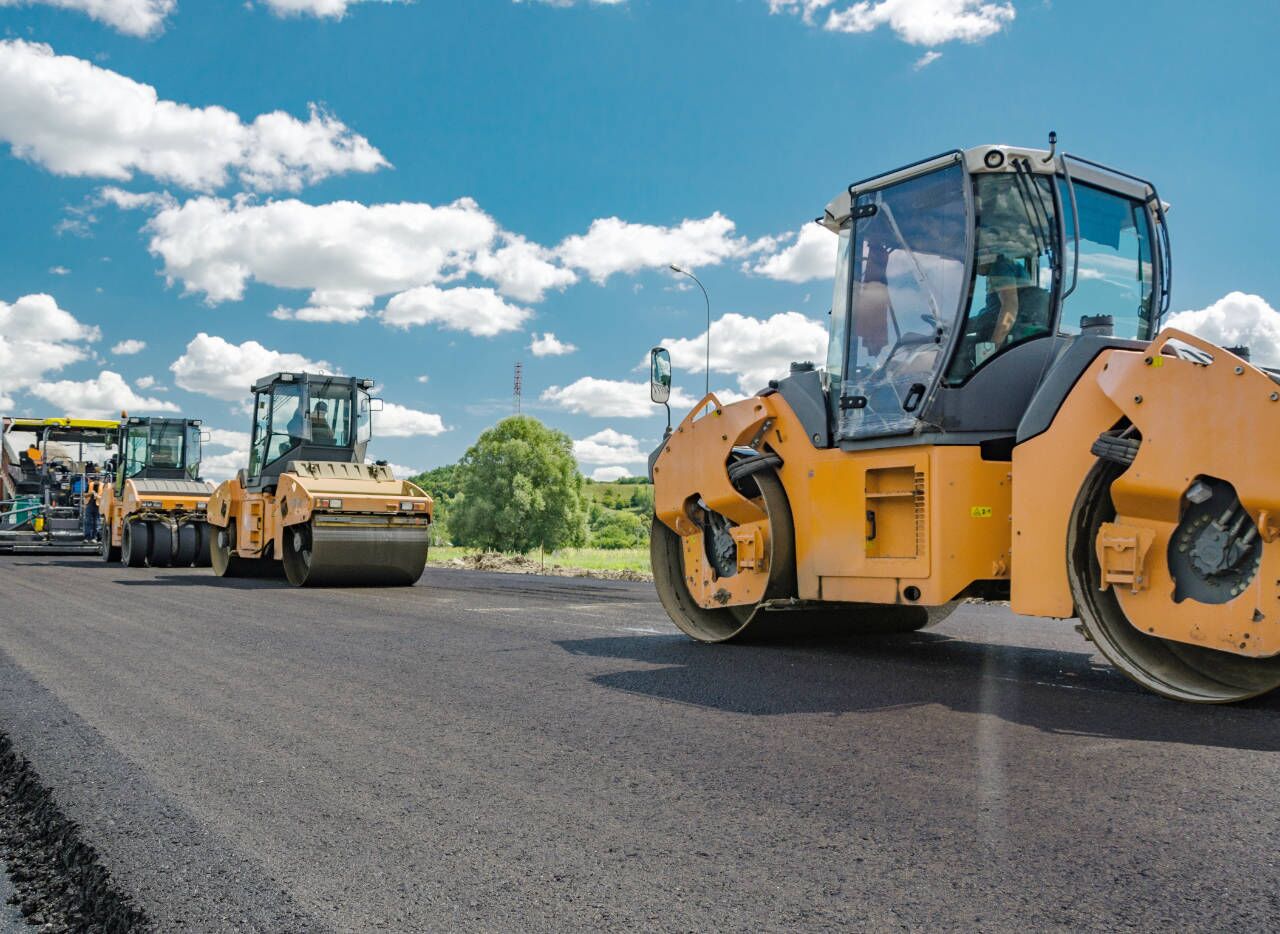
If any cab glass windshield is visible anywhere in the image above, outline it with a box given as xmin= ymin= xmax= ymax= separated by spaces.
xmin=836 ymin=162 xmax=968 ymax=440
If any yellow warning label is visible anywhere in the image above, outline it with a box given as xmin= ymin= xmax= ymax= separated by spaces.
xmin=1151 ymin=355 xmax=1164 ymax=368
xmin=971 ymin=506 xmax=993 ymax=518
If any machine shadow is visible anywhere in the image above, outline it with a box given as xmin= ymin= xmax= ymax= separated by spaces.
xmin=558 ymin=630 xmax=1280 ymax=752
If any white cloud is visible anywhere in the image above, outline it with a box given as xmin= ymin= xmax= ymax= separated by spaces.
xmin=28 ymin=369 xmax=179 ymax=418
xmin=169 ymin=332 xmax=332 ymax=401
xmin=48 ymin=265 xmax=70 ymax=275
xmin=750 ymin=223 xmax=835 ymax=283
xmin=382 ymin=286 xmax=531 ymax=337
xmin=372 ymin=401 xmax=447 ymax=438
xmin=0 ymin=0 xmax=175 ymax=36
xmin=556 ymin=212 xmax=751 ymax=283
xmin=97 ymin=186 xmax=176 ymax=211
xmin=0 ymin=40 xmax=387 ymax=191
xmin=471 ymin=234 xmax=578 ymax=303
xmin=143 ymin=195 xmax=499 ymax=304
xmin=205 ymin=427 xmax=250 ymax=450
xmin=1165 ymin=292 xmax=1280 ymax=368
xmin=529 ymin=332 xmax=577 ymax=357
xmin=261 ymin=0 xmax=407 ymax=18
xmin=111 ymin=338 xmax=146 ymax=355
xmin=0 ymin=292 xmax=100 ymax=408
xmin=134 ymin=375 xmax=156 ymax=389
xmin=573 ymin=428 xmax=646 ymax=465
xmin=590 ymin=466 xmax=632 ymax=482
xmin=198 ymin=449 xmax=244 ymax=484
xmin=415 ymin=374 xmax=429 ymax=383
xmin=271 ymin=288 xmax=375 ymax=323
xmin=658 ymin=311 xmax=828 ymax=393
xmin=542 ymin=377 xmax=695 ymax=418
xmin=769 ymin=0 xmax=1015 ymax=46
xmin=913 ymin=49 xmax=942 ymax=69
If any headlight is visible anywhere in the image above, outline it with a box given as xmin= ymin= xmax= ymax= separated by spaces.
xmin=399 ymin=500 xmax=414 ymax=511
xmin=195 ymin=502 xmax=207 ymax=510
xmin=316 ymin=498 xmax=343 ymax=509
xmin=141 ymin=500 xmax=162 ymax=508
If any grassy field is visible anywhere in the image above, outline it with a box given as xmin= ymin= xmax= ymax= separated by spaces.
xmin=428 ymin=545 xmax=650 ymax=573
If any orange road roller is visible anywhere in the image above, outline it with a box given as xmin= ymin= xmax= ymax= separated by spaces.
xmin=648 ymin=139 xmax=1280 ymax=703
xmin=206 ymin=373 xmax=433 ymax=586
xmin=100 ymin=416 xmax=214 ymax=568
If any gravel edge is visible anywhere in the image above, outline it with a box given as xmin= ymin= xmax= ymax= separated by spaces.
xmin=0 ymin=734 xmax=148 ymax=932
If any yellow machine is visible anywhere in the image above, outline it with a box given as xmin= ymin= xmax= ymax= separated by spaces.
xmin=206 ymin=372 xmax=433 ymax=586
xmin=649 ymin=140 xmax=1280 ymax=703
xmin=100 ymin=416 xmax=213 ymax=567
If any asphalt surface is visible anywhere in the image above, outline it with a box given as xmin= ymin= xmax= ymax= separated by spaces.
xmin=0 ymin=555 xmax=1276 ymax=932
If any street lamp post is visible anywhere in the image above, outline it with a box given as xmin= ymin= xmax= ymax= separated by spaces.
xmin=668 ymin=264 xmax=710 ymax=398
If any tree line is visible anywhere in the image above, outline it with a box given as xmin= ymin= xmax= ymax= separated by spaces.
xmin=409 ymin=416 xmax=652 ymax=552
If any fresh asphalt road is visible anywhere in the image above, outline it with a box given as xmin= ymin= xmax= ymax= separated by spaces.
xmin=0 ymin=556 xmax=1276 ymax=932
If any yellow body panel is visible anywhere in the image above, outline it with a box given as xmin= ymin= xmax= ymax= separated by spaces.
xmin=654 ymin=394 xmax=1012 ymax=609
xmin=101 ymin=478 xmax=212 ymax=548
xmin=207 ymin=461 xmax=433 ymax=561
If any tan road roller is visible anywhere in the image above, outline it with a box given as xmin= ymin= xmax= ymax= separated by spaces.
xmin=649 ymin=138 xmax=1280 ymax=703
xmin=100 ymin=415 xmax=213 ymax=568
xmin=207 ymin=372 xmax=433 ymax=586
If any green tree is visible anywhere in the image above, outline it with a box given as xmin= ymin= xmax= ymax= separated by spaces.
xmin=450 ymin=416 xmax=587 ymax=553
xmin=590 ymin=508 xmax=648 ymax=549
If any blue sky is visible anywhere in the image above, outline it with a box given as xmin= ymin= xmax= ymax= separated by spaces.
xmin=1 ymin=0 xmax=1277 ymax=480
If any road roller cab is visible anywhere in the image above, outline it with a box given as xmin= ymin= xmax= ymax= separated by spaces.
xmin=650 ymin=138 xmax=1280 ymax=703
xmin=100 ymin=415 xmax=214 ymax=568
xmin=206 ymin=373 xmax=433 ymax=586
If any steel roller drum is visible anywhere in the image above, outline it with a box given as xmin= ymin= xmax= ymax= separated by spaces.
xmin=282 ymin=519 xmax=429 ymax=587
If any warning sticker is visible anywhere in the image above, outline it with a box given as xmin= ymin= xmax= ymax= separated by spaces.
xmin=970 ymin=506 xmax=994 ymax=518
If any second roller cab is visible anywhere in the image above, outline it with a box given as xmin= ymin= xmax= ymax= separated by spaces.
xmin=206 ymin=373 xmax=433 ymax=587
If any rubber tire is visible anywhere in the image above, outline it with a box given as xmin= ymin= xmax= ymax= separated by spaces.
xmin=282 ymin=522 xmax=312 ymax=587
xmin=101 ymin=526 xmax=121 ymax=563
xmin=148 ymin=522 xmax=174 ymax=567
xmin=210 ymin=521 xmax=285 ymax=579
xmin=1068 ymin=459 xmax=1280 ymax=703
xmin=122 ymin=520 xmax=149 ymax=568
xmin=652 ymin=470 xmax=797 ymax=642
xmin=174 ymin=523 xmax=199 ymax=567
xmin=193 ymin=523 xmax=212 ymax=568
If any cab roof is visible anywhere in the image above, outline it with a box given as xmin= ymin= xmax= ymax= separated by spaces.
xmin=251 ymin=372 xmax=375 ymax=393
xmin=819 ymin=144 xmax=1164 ymax=232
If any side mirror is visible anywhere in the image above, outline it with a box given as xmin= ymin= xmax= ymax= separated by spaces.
xmin=369 ymin=397 xmax=385 ymax=413
xmin=649 ymin=347 xmax=672 ymax=405
xmin=200 ymin=430 xmax=212 ymax=443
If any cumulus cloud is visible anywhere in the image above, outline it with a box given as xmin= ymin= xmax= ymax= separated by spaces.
xmin=769 ymin=0 xmax=1015 ymax=46
xmin=28 ymin=370 xmax=179 ymax=418
xmin=573 ymin=428 xmax=646 ymax=465
xmin=0 ymin=292 xmax=100 ymax=408
xmin=271 ymin=288 xmax=375 ymax=323
xmin=1166 ymin=292 xmax=1280 ymax=368
xmin=557 ymin=213 xmax=753 ymax=283
xmin=143 ymin=195 xmax=499 ymax=304
xmin=372 ymin=401 xmax=447 ymax=438
xmin=382 ymin=286 xmax=531 ymax=337
xmin=169 ymin=332 xmax=333 ymax=401
xmin=657 ymin=311 xmax=827 ymax=393
xmin=261 ymin=0 xmax=407 ymax=17
xmin=529 ymin=332 xmax=577 ymax=357
xmin=471 ymin=234 xmax=578 ymax=303
xmin=0 ymin=0 xmax=175 ymax=36
xmin=111 ymin=338 xmax=146 ymax=355
xmin=0 ymin=40 xmax=387 ymax=191
xmin=750 ymin=223 xmax=836 ymax=283
xmin=542 ymin=377 xmax=695 ymax=418
xmin=134 ymin=375 xmax=156 ymax=389
xmin=590 ymin=466 xmax=632 ymax=482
